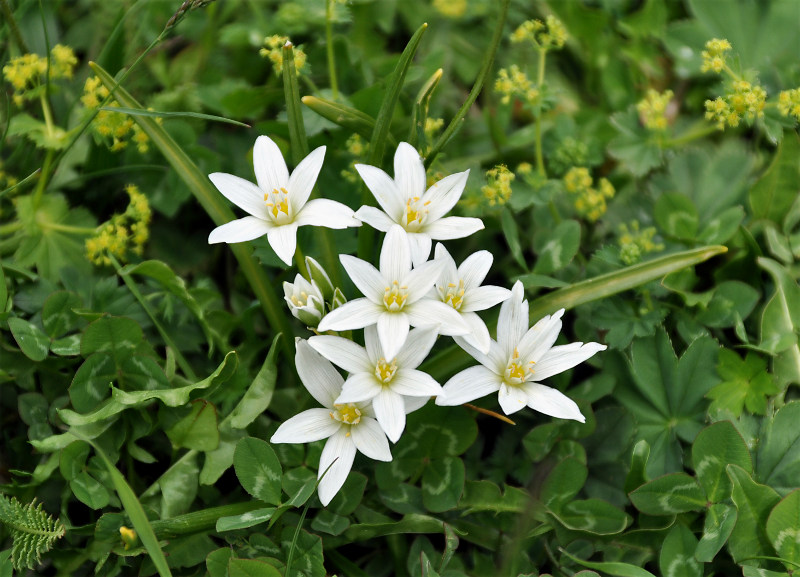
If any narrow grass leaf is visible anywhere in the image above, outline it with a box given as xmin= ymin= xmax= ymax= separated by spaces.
xmin=99 ymin=106 xmax=250 ymax=127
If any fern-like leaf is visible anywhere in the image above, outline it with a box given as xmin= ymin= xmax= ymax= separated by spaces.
xmin=0 ymin=494 xmax=66 ymax=570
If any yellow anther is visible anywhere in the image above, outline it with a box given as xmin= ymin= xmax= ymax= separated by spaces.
xmin=375 ymin=358 xmax=398 ymax=384
xmin=331 ymin=404 xmax=362 ymax=425
xmin=383 ymin=280 xmax=409 ymax=311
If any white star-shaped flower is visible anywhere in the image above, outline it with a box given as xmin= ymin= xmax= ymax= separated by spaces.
xmin=317 ymin=225 xmax=469 ymax=359
xmin=437 ymin=281 xmax=606 ymax=419
xmin=431 ymin=243 xmax=512 ymax=354
xmin=208 ymin=135 xmax=360 ymax=266
xmin=309 ymin=325 xmax=442 ymax=442
xmin=270 ymin=339 xmax=391 ymax=506
xmin=354 ymin=142 xmax=484 ymax=265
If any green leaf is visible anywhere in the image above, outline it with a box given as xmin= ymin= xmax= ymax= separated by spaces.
xmin=457 ymin=481 xmax=529 ymax=514
xmin=282 ymin=43 xmax=309 ymax=162
xmin=59 ymin=441 xmax=90 ymax=481
xmin=70 ymin=471 xmax=111 ymax=509
xmin=696 ymin=281 xmax=759 ymax=328
xmin=707 ymin=350 xmax=779 ymax=417
xmin=758 ymin=258 xmax=800 ymax=385
xmin=227 ymin=558 xmax=282 ymax=577
xmin=68 ymin=353 xmax=116 ymax=413
xmin=756 ymin=402 xmax=800 ymax=493
xmin=41 ymin=291 xmax=83 ymax=338
xmin=655 ymin=193 xmax=698 ymax=241
xmin=560 ymin=548 xmax=657 ymax=577
xmin=301 ymin=96 xmax=394 ymax=146
xmin=727 ymin=464 xmax=781 ymax=564
xmin=608 ymin=108 xmax=663 ymax=177
xmin=229 ymin=334 xmax=280 ymax=429
xmin=215 ymin=508 xmax=276 ymax=532
xmin=550 ymin=499 xmax=630 ymax=535
xmin=0 ymin=494 xmax=66 ymax=571
xmin=80 ymin=316 xmax=143 ymax=361
xmin=233 ymin=437 xmax=282 ymax=505
xmin=422 ymin=457 xmax=465 ymax=513
xmin=691 ymin=421 xmax=752 ymax=502
xmin=695 ymin=503 xmax=737 ymax=562
xmin=500 ymin=209 xmax=527 ymax=270
xmin=281 ymin=467 xmax=317 ymax=508
xmin=625 ymin=440 xmax=651 ymax=494
xmin=166 ymin=400 xmax=220 ymax=451
xmin=0 ymin=264 xmax=7 ymax=312
xmin=328 ymin=472 xmax=367 ymax=516
xmin=200 ymin=427 xmax=246 ymax=486
xmin=206 ymin=548 xmax=233 ymax=577
xmin=98 ymin=106 xmax=250 ymax=127
xmin=533 ymin=220 xmax=581 ymax=275
xmin=342 ymin=514 xmax=445 ymax=542
xmin=629 ymin=473 xmax=706 ymax=515
xmin=409 ymin=68 xmax=442 ymax=148
xmin=310 ymin=510 xmax=350 ymax=536
xmin=7 ymin=318 xmax=49 ymax=361
xmin=749 ymin=133 xmax=800 ymax=223
xmin=155 ymin=452 xmax=200 ymax=519
xmin=540 ymin=457 xmax=587 ymax=511
xmin=766 ymin=490 xmax=800 ymax=567
xmin=659 ymin=524 xmax=702 ymax=577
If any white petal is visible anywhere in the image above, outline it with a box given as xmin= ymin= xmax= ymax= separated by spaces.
xmin=424 ymin=216 xmax=484 ymax=240
xmin=423 ymin=170 xmax=469 ymax=221
xmin=266 ymin=224 xmax=298 ymax=266
xmin=208 ymin=216 xmax=271 ymax=244
xmin=373 ymin=388 xmax=406 ymax=443
xmin=497 ymin=281 xmax=528 ymax=358
xmin=517 ymin=309 xmax=565 ymax=363
xmin=355 ymin=205 xmax=397 ymax=232
xmin=270 ymin=408 xmax=341 ymax=443
xmin=532 ymin=342 xmax=606 ymax=380
xmin=354 ymin=164 xmax=405 ymax=220
xmin=335 ymin=373 xmax=382 ymax=403
xmin=404 ymin=396 xmax=429 ymax=413
xmin=498 ymin=383 xmax=529 ymax=415
xmin=364 ymin=325 xmax=382 ymax=365
xmin=253 ymin=135 xmax=289 ymax=192
xmin=394 ymin=142 xmax=426 ymax=200
xmin=389 ymin=370 xmax=442 ymax=397
xmin=340 ymin=255 xmax=385 ymax=304
xmin=405 ymin=299 xmax=469 ymax=336
xmin=458 ymin=250 xmax=493 ymax=289
xmin=287 ymin=145 xmax=325 ymax=210
xmin=317 ymin=428 xmax=357 ymax=506
xmin=380 ymin=225 xmax=412 ymax=282
xmin=295 ymin=339 xmax=343 ymax=407
xmin=351 ymin=417 xmax=392 ymax=461
xmin=377 ymin=312 xmax=410 ymax=360
xmin=433 ymin=243 xmax=459 ymax=283
xmin=436 ymin=365 xmax=501 ymax=406
xmin=395 ymin=327 xmax=438 ymax=368
xmin=523 ymin=382 xmax=585 ymax=422
xmin=404 ymin=258 xmax=447 ymax=304
xmin=208 ymin=173 xmax=268 ymax=218
xmin=309 ymin=335 xmax=371 ymax=373
xmin=318 ymin=298 xmax=383 ymax=332
xmin=456 ymin=312 xmax=492 ymax=354
xmin=294 ymin=199 xmax=360 ymax=229
xmin=453 ymin=336 xmax=505 ymax=372
xmin=407 ymin=233 xmax=432 ymax=267
xmin=461 ymin=285 xmax=512 ymax=313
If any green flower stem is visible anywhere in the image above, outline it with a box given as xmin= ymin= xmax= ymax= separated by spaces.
xmin=662 ymin=124 xmax=720 ymax=148
xmin=326 ymin=0 xmax=339 ymax=100
xmin=31 ymin=149 xmax=55 ymax=210
xmin=424 ymin=0 xmax=510 ymax=169
xmin=0 ymin=221 xmax=23 ymax=236
xmin=148 ymin=500 xmax=266 ymax=539
xmin=0 ymin=0 xmax=29 ymax=54
xmin=535 ymin=48 xmax=547 ymax=178
xmin=109 ymin=254 xmax=198 ymax=382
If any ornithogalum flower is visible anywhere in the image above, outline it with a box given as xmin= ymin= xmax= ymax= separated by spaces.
xmin=431 ymin=243 xmax=511 ymax=353
xmin=437 ymin=281 xmax=606 ymax=419
xmin=309 ymin=325 xmax=442 ymax=442
xmin=207 ymin=135 xmax=360 ymax=266
xmin=354 ymin=142 xmax=484 ymax=265
xmin=283 ymin=274 xmax=325 ymax=327
xmin=317 ymin=225 xmax=469 ymax=359
xmin=270 ymin=339 xmax=391 ymax=506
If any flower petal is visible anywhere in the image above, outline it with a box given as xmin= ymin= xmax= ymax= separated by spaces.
xmin=437 ymin=365 xmax=501 ymax=406
xmin=294 ymin=198 xmax=360 ymax=229
xmin=309 ymin=335 xmax=372 ymax=373
xmin=373 ymin=388 xmax=406 ymax=443
xmin=498 ymin=383 xmax=529 ymax=415
xmin=354 ymin=164 xmax=404 ymax=219
xmin=364 ymin=325 xmax=382 ymax=365
xmin=335 ymin=372 xmax=382 ymax=404
xmin=208 ymin=173 xmax=268 ymax=218
xmin=208 ymin=216 xmax=272 ymax=244
xmin=339 ymin=255 xmax=385 ymax=304
xmin=423 ymin=170 xmax=469 ymax=221
xmin=497 ymin=281 xmax=528 ymax=358
xmin=405 ymin=299 xmax=469 ymax=336
xmin=461 ymin=285 xmax=512 ymax=313
xmin=523 ymin=382 xmax=585 ymax=422
xmin=389 ymin=369 xmax=442 ymax=397
xmin=317 ymin=428 xmax=357 ymax=506
xmin=270 ymin=408 xmax=341 ymax=443
xmin=433 ymin=243 xmax=459 ymax=284
xmin=458 ymin=250 xmax=493 ymax=288
xmin=351 ymin=417 xmax=392 ymax=461
xmin=453 ymin=336 xmax=505 ymax=373
xmin=532 ymin=342 xmax=606 ymax=381
xmin=404 ymin=258 xmax=447 ymax=304
xmin=407 ymin=232 xmax=432 ymax=267
xmin=404 ymin=396 xmax=430 ymax=413
xmin=517 ymin=309 xmax=564 ymax=363
xmin=394 ymin=142 xmax=426 ymax=200
xmin=295 ymin=339 xmax=343 ymax=407
xmin=377 ymin=312 xmax=410 ymax=360
xmin=253 ymin=135 xmax=289 ymax=192
xmin=318 ymin=298 xmax=383 ymax=332
xmin=423 ymin=216 xmax=484 ymax=240
xmin=396 ymin=327 xmax=438 ymax=368
xmin=380 ymin=225 xmax=412 ymax=283
xmin=456 ymin=311 xmax=492 ymax=354
xmin=355 ymin=206 xmax=397 ymax=232
xmin=288 ymin=145 xmax=325 ymax=210
xmin=265 ymin=223 xmax=298 ymax=266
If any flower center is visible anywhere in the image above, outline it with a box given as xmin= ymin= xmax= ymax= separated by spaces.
xmin=330 ymin=403 xmax=362 ymax=425
xmin=403 ymin=196 xmax=430 ymax=231
xmin=503 ymin=348 xmax=534 ymax=386
xmin=264 ymin=187 xmax=292 ymax=225
xmin=439 ymin=279 xmax=466 ymax=311
xmin=290 ymin=291 xmax=310 ymax=307
xmin=383 ymin=280 xmax=408 ymax=311
xmin=375 ymin=358 xmax=398 ymax=384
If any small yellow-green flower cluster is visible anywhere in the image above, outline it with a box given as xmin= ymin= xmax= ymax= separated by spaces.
xmin=778 ymin=88 xmax=800 ymax=122
xmin=495 ymin=65 xmax=539 ymax=106
xmin=2 ymin=45 xmax=78 ymax=105
xmin=637 ymin=89 xmax=673 ymax=131
xmin=433 ymin=0 xmax=467 ymax=19
xmin=618 ymin=221 xmax=663 ymax=265
xmin=704 ymin=80 xmax=767 ymax=129
xmin=481 ymin=165 xmax=515 ymax=207
xmin=82 ymin=76 xmax=154 ymax=153
xmin=511 ymin=16 xmax=567 ymax=51
xmin=700 ymin=38 xmax=731 ymax=74
xmin=260 ymin=35 xmax=306 ymax=76
xmin=340 ymin=134 xmax=368 ymax=183
xmin=86 ymin=184 xmax=152 ymax=266
xmin=563 ymin=167 xmax=615 ymax=222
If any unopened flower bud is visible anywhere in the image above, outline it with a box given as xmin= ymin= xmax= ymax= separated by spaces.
xmin=283 ymin=275 xmax=325 ymax=326
xmin=304 ymin=256 xmax=334 ymax=302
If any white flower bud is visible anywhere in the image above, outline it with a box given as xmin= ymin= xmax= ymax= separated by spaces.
xmin=283 ymin=275 xmax=325 ymax=327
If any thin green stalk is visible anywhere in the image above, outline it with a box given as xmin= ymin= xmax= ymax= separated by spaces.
xmin=326 ymin=0 xmax=339 ymax=100
xmin=663 ymin=124 xmax=719 ymax=148
xmin=285 ymin=503 xmax=310 ymax=577
xmin=534 ymin=48 xmax=547 ymax=178
xmin=425 ymin=0 xmax=510 ymax=168
xmin=31 ymin=150 xmax=55 ymax=209
xmin=109 ymin=254 xmax=198 ymax=382
xmin=0 ymin=0 xmax=28 ymax=53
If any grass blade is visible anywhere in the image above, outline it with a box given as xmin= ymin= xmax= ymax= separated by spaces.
xmin=301 ymin=96 xmax=397 ymax=148
xmin=99 ymin=106 xmax=251 ymax=127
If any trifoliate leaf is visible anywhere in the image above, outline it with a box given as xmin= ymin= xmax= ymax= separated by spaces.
xmin=707 ymin=349 xmax=779 ymax=417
